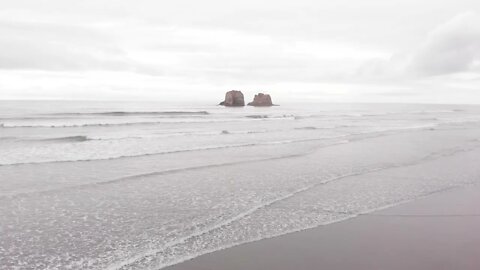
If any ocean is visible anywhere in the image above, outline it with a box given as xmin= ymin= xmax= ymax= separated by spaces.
xmin=2 ymin=100 xmax=480 ymax=269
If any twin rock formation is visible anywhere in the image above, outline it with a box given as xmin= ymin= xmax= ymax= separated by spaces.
xmin=219 ymin=90 xmax=274 ymax=107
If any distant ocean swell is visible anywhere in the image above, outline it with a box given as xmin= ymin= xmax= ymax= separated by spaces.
xmin=0 ymin=125 xmax=344 ymax=143
xmin=42 ymin=110 xmax=211 ymax=116
xmin=0 ymin=118 xmax=291 ymax=128
xmin=0 ymin=135 xmax=144 ymax=143
xmin=0 ymin=137 xmax=345 ymax=166
xmin=0 ymin=109 xmax=462 ymax=129
xmin=0 ymin=123 xmax=439 ymax=167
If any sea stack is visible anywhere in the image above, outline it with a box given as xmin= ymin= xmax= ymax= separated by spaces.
xmin=219 ymin=90 xmax=245 ymax=106
xmin=247 ymin=93 xmax=273 ymax=106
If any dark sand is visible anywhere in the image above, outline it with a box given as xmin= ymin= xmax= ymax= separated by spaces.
xmin=166 ymin=184 xmax=480 ymax=270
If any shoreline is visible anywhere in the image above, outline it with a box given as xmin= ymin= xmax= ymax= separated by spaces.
xmin=165 ymin=184 xmax=480 ymax=270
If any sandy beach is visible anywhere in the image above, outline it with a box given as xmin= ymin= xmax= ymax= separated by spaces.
xmin=166 ymin=184 xmax=480 ymax=270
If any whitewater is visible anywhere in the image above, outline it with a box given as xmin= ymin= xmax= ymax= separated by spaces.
xmin=2 ymin=100 xmax=480 ymax=269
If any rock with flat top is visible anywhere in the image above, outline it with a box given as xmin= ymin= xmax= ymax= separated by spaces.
xmin=219 ymin=90 xmax=245 ymax=106
xmin=248 ymin=93 xmax=273 ymax=106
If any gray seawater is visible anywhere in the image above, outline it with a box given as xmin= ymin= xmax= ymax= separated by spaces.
xmin=1 ymin=101 xmax=480 ymax=269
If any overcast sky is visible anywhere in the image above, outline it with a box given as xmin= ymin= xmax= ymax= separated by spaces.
xmin=1 ymin=0 xmax=480 ymax=103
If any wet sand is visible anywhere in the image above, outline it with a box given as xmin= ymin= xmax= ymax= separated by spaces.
xmin=166 ymin=184 xmax=480 ymax=270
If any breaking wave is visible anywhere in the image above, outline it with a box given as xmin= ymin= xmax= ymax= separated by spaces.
xmin=44 ymin=111 xmax=210 ymax=116
xmin=39 ymin=136 xmax=91 ymax=142
xmin=0 ymin=118 xmax=280 ymax=128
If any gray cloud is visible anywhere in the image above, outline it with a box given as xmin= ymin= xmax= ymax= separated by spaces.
xmin=356 ymin=12 xmax=480 ymax=80
xmin=408 ymin=12 xmax=480 ymax=76
xmin=0 ymin=20 xmax=160 ymax=74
